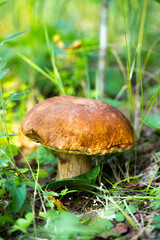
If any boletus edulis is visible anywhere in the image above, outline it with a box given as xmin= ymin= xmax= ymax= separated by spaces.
xmin=21 ymin=96 xmax=135 ymax=180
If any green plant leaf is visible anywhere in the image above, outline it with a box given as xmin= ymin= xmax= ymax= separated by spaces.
xmin=10 ymin=212 xmax=33 ymax=233
xmin=150 ymin=200 xmax=160 ymax=208
xmin=99 ymin=98 xmax=124 ymax=107
xmin=125 ymin=205 xmax=136 ymax=214
xmin=0 ymin=68 xmax=9 ymax=80
xmin=0 ymin=132 xmax=18 ymax=138
xmin=39 ymin=209 xmax=58 ymax=221
xmin=1 ymin=30 xmax=30 ymax=46
xmin=35 ymin=169 xmax=49 ymax=178
xmin=0 ymin=215 xmax=14 ymax=227
xmin=9 ymin=90 xmax=29 ymax=101
xmin=97 ymin=218 xmax=113 ymax=231
xmin=0 ymin=188 xmax=6 ymax=197
xmin=0 ymin=158 xmax=10 ymax=167
xmin=5 ymin=179 xmax=27 ymax=213
xmin=59 ymin=188 xmax=78 ymax=196
xmin=19 ymin=168 xmax=28 ymax=174
xmin=144 ymin=113 xmax=160 ymax=130
xmin=44 ymin=191 xmax=59 ymax=197
xmin=103 ymin=210 xmax=115 ymax=218
xmin=28 ymin=146 xmax=57 ymax=165
xmin=25 ymin=212 xmax=34 ymax=221
xmin=0 ymin=175 xmax=7 ymax=182
xmin=155 ymin=223 xmax=160 ymax=229
xmin=9 ymin=93 xmax=25 ymax=101
xmin=154 ymin=215 xmax=160 ymax=223
xmin=119 ymin=204 xmax=126 ymax=210
xmin=0 ymin=102 xmax=7 ymax=109
xmin=115 ymin=212 xmax=125 ymax=222
xmin=5 ymin=144 xmax=18 ymax=158
xmin=43 ymin=165 xmax=100 ymax=189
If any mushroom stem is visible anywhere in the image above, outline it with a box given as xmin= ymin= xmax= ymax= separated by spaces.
xmin=56 ymin=152 xmax=91 ymax=180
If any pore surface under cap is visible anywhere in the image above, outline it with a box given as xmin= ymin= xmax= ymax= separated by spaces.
xmin=21 ymin=96 xmax=135 ymax=155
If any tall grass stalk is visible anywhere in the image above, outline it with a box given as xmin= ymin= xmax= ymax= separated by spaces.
xmin=137 ymin=86 xmax=160 ymax=140
xmin=129 ymin=0 xmax=147 ymax=175
xmin=142 ymin=37 xmax=160 ymax=71
xmin=18 ymin=52 xmax=65 ymax=95
xmin=44 ymin=26 xmax=65 ymax=96
xmin=145 ymin=166 xmax=159 ymax=195
xmin=136 ymin=0 xmax=148 ymax=125
xmin=121 ymin=0 xmax=133 ymax=120
xmin=109 ymin=197 xmax=140 ymax=230
xmin=135 ymin=86 xmax=159 ymax=174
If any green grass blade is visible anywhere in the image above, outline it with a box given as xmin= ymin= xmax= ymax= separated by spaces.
xmin=145 ymin=166 xmax=159 ymax=195
xmin=143 ymin=37 xmax=160 ymax=70
xmin=137 ymin=86 xmax=160 ymax=140
xmin=18 ymin=52 xmax=64 ymax=95
xmin=143 ymin=87 xmax=160 ymax=121
xmin=109 ymin=197 xmax=140 ymax=231
xmin=3 ymin=30 xmax=30 ymax=43
xmin=129 ymin=45 xmax=139 ymax=81
xmin=121 ymin=0 xmax=133 ymax=119
xmin=136 ymin=0 xmax=148 ymax=120
xmin=44 ymin=26 xmax=65 ymax=95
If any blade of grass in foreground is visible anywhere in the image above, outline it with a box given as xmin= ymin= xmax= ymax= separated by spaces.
xmin=137 ymin=86 xmax=160 ymax=140
xmin=133 ymin=0 xmax=148 ymax=175
xmin=121 ymin=0 xmax=133 ymax=120
xmin=0 ymin=30 xmax=30 ymax=46
xmin=18 ymin=52 xmax=65 ymax=95
xmin=44 ymin=26 xmax=65 ymax=96
xmin=109 ymin=197 xmax=140 ymax=231
xmin=136 ymin=0 xmax=148 ymax=122
xmin=134 ymin=86 xmax=160 ymax=175
xmin=145 ymin=166 xmax=159 ymax=195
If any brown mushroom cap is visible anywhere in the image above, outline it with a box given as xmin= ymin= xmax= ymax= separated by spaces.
xmin=21 ymin=96 xmax=135 ymax=155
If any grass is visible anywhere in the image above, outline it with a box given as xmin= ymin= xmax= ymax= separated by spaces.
xmin=0 ymin=0 xmax=160 ymax=239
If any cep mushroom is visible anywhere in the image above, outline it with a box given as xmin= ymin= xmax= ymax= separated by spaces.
xmin=21 ymin=96 xmax=134 ymax=180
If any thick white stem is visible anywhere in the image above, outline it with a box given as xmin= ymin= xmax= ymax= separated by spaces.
xmin=56 ymin=152 xmax=91 ymax=180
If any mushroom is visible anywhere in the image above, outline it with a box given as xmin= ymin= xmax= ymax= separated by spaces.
xmin=21 ymin=96 xmax=134 ymax=180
